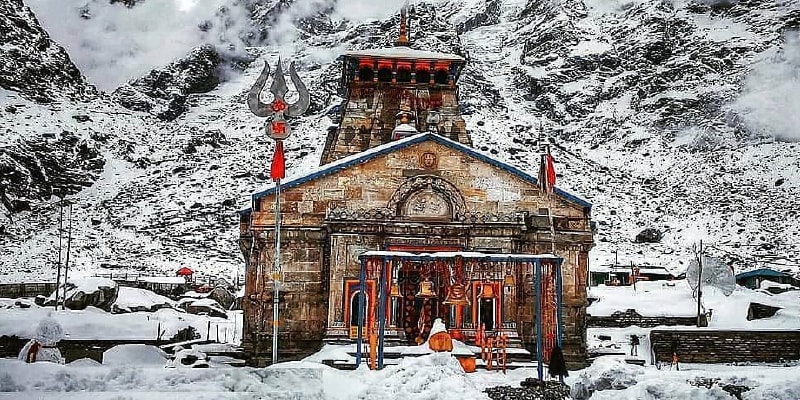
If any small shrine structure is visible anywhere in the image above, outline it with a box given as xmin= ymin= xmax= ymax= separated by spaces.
xmin=239 ymin=7 xmax=594 ymax=368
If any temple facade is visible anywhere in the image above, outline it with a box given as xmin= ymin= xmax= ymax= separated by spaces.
xmin=239 ymin=19 xmax=594 ymax=368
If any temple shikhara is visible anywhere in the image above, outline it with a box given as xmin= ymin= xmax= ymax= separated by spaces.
xmin=239 ymin=8 xmax=594 ymax=369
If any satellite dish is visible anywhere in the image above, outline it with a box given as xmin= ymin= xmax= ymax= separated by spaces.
xmin=687 ymin=255 xmax=735 ymax=296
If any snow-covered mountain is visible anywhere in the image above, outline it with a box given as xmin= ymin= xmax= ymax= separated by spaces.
xmin=1 ymin=0 xmax=799 ymax=282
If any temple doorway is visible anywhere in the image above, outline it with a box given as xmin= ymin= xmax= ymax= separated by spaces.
xmin=479 ymin=298 xmax=495 ymax=331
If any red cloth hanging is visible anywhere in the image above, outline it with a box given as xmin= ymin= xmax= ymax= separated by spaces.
xmin=538 ymin=149 xmax=556 ymax=195
xmin=270 ymin=140 xmax=286 ymax=181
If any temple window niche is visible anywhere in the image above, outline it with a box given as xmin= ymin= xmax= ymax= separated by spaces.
xmin=401 ymin=189 xmax=452 ymax=221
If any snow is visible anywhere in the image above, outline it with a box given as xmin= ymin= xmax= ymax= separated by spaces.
xmin=112 ymin=287 xmax=176 ymax=312
xmin=137 ymin=276 xmax=187 ymax=284
xmin=734 ymin=31 xmax=800 ymax=141
xmin=3 ymin=337 xmax=800 ymax=399
xmin=0 ymin=298 xmax=238 ymax=342
xmin=66 ymin=277 xmax=116 ymax=294
xmin=588 ymin=279 xmax=800 ymax=329
xmin=102 ymin=344 xmax=168 ymax=366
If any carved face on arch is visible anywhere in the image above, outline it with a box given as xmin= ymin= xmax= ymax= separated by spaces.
xmin=388 ymin=175 xmax=467 ymax=221
xmin=401 ymin=188 xmax=451 ymax=220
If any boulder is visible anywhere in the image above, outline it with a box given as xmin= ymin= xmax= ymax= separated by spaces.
xmin=46 ymin=278 xmax=118 ymax=311
xmin=182 ymin=298 xmax=227 ymax=319
xmin=207 ymin=287 xmax=234 ymax=309
xmin=635 ymin=228 xmax=663 ymax=243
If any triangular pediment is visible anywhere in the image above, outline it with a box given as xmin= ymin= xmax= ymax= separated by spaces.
xmin=247 ymin=133 xmax=591 ymax=214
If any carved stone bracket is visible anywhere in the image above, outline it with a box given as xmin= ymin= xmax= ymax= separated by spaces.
xmin=552 ymin=216 xmax=588 ymax=231
xmin=326 ymin=204 xmax=527 ymax=226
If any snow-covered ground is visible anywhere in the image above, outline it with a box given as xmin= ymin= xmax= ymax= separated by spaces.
xmin=2 ymin=280 xmax=799 ymax=398
xmin=0 ymin=284 xmax=240 ymax=342
xmin=2 ymin=347 xmax=800 ymax=399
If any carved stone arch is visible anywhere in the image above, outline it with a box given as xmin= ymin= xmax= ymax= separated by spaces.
xmin=387 ymin=175 xmax=467 ymax=220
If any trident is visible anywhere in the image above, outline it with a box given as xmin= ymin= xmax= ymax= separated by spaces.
xmin=247 ymin=58 xmax=310 ymax=365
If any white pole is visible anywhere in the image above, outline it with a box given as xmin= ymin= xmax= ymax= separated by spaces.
xmin=272 ymin=178 xmax=281 ymax=364
xmin=697 ymin=240 xmax=703 ymax=327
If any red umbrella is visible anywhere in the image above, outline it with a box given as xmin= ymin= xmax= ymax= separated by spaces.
xmin=176 ymin=267 xmax=194 ymax=276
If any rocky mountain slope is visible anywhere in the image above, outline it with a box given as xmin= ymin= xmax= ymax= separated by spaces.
xmin=1 ymin=0 xmax=799 ymax=282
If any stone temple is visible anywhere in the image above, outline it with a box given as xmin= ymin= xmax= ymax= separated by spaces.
xmin=239 ymin=11 xmax=594 ymax=368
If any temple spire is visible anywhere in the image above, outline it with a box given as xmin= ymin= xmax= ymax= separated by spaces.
xmin=396 ymin=0 xmax=409 ymax=47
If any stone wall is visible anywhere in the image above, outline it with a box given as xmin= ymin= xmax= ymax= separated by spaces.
xmin=588 ymin=309 xmax=701 ymax=328
xmin=650 ymin=330 xmax=800 ymax=363
xmin=0 ymin=282 xmax=57 ymax=298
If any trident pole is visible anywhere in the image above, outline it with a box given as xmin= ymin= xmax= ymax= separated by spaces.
xmin=273 ymin=178 xmax=281 ymax=364
xmin=247 ymin=58 xmax=310 ymax=366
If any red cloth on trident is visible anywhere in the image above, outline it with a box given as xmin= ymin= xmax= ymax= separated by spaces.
xmin=270 ymin=140 xmax=285 ymax=181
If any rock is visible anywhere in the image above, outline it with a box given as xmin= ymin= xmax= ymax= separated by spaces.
xmin=112 ymin=44 xmax=251 ymax=121
xmin=45 ymin=278 xmax=119 ymax=311
xmin=635 ymin=228 xmax=663 ymax=243
xmin=10 ymin=199 xmax=30 ymax=212
xmin=0 ymin=0 xmax=96 ymax=102
xmin=71 ymin=114 xmax=91 ymax=123
xmin=775 ymin=178 xmax=785 ymax=187
xmin=182 ymin=298 xmax=227 ymax=319
xmin=485 ymin=381 xmax=570 ymax=400
xmin=207 ymin=287 xmax=234 ymax=309
xmin=0 ymin=131 xmax=105 ymax=206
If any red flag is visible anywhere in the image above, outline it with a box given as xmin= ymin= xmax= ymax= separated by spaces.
xmin=539 ymin=149 xmax=556 ymax=195
xmin=270 ymin=141 xmax=285 ymax=181
xmin=545 ymin=152 xmax=556 ymax=188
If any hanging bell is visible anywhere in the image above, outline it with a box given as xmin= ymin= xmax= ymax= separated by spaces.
xmin=416 ymin=277 xmax=437 ymax=298
xmin=443 ymin=283 xmax=470 ymax=306
xmin=503 ymin=269 xmax=515 ymax=287
xmin=390 ymin=282 xmax=401 ymax=298
xmin=479 ymin=282 xmax=495 ymax=299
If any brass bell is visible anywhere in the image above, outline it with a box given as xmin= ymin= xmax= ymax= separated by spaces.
xmin=390 ymin=283 xmax=401 ymax=298
xmin=479 ymin=282 xmax=495 ymax=299
xmin=443 ymin=283 xmax=470 ymax=306
xmin=416 ymin=277 xmax=437 ymax=298
xmin=503 ymin=269 xmax=515 ymax=287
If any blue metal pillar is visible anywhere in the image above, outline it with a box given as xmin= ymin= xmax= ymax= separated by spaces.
xmin=356 ymin=257 xmax=366 ymax=367
xmin=534 ymin=259 xmax=543 ymax=381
